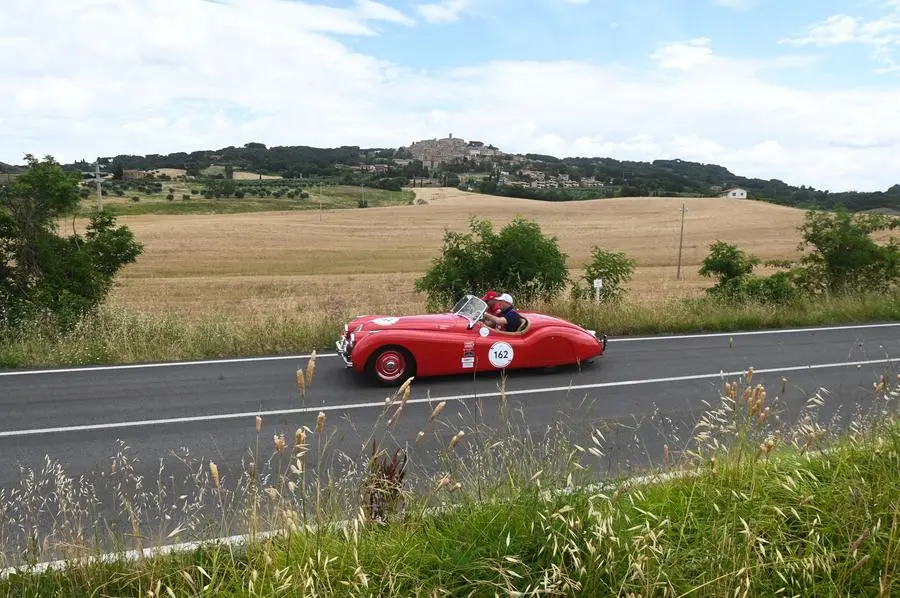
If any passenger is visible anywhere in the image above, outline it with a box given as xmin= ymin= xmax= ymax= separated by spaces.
xmin=482 ymin=293 xmax=523 ymax=332
xmin=481 ymin=290 xmax=503 ymax=327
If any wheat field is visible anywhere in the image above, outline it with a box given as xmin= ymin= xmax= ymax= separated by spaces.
xmin=103 ymin=188 xmax=809 ymax=319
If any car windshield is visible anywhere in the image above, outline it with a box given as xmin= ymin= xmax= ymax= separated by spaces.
xmin=451 ymin=295 xmax=487 ymax=324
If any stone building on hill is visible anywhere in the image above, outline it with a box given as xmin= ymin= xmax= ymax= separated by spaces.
xmin=407 ymin=134 xmax=468 ymax=168
xmin=404 ymin=134 xmax=503 ymax=169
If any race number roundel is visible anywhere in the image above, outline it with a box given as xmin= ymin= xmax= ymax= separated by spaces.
xmin=372 ymin=317 xmax=399 ymax=326
xmin=488 ymin=341 xmax=514 ymax=368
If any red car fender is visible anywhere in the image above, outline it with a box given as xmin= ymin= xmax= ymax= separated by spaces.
xmin=347 ymin=329 xmax=440 ymax=376
xmin=472 ymin=320 xmax=601 ymax=371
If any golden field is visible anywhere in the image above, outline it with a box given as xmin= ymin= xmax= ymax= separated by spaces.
xmin=100 ymin=187 xmax=810 ymax=320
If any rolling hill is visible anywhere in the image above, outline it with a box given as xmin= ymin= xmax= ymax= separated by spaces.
xmin=3 ymin=141 xmax=899 ymax=212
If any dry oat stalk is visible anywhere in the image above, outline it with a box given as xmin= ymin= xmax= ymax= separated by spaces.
xmin=209 ymin=461 xmax=220 ymax=489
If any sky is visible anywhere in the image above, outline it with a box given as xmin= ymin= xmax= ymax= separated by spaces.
xmin=2 ymin=0 xmax=900 ymax=192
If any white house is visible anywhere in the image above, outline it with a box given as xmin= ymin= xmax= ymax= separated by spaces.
xmin=718 ymin=187 xmax=747 ymax=199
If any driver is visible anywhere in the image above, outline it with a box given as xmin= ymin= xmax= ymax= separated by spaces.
xmin=482 ymin=293 xmax=523 ymax=332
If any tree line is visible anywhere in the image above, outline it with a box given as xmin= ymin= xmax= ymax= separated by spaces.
xmin=473 ymin=157 xmax=900 ymax=212
xmin=5 ymin=142 xmax=899 ymax=212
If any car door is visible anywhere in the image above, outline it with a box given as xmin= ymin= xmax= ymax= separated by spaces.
xmin=471 ymin=321 xmax=524 ymax=373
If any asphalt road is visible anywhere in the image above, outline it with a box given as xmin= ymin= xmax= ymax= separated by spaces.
xmin=1 ymin=322 xmax=898 ymax=562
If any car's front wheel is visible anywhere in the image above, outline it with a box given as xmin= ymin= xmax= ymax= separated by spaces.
xmin=367 ymin=346 xmax=415 ymax=386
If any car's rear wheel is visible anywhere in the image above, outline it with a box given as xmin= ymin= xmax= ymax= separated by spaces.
xmin=367 ymin=346 xmax=415 ymax=386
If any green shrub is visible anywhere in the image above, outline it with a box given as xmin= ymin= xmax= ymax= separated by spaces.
xmin=699 ymin=209 xmax=900 ymax=306
xmin=710 ymin=271 xmax=800 ymax=305
xmin=699 ymin=240 xmax=799 ymax=305
xmin=414 ymin=216 xmax=569 ymax=310
xmin=571 ymin=246 xmax=636 ymax=303
xmin=795 ymin=207 xmax=900 ymax=295
xmin=698 ymin=240 xmax=759 ymax=287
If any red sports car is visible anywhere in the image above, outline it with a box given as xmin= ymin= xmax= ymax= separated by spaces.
xmin=335 ymin=295 xmax=608 ymax=385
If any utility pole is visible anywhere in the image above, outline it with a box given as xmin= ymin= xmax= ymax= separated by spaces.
xmin=318 ymin=183 xmax=322 ymax=221
xmin=676 ymin=202 xmax=686 ymax=281
xmin=95 ymin=157 xmax=103 ymax=211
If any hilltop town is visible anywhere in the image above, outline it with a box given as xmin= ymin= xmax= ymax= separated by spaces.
xmin=3 ymin=134 xmax=897 ymax=212
xmin=398 ymin=134 xmax=603 ymax=190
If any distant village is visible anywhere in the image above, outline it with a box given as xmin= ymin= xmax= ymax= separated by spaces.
xmin=397 ymin=134 xmax=606 ymax=190
xmin=9 ymin=133 xmax=748 ymax=199
xmin=349 ymin=134 xmax=748 ymax=197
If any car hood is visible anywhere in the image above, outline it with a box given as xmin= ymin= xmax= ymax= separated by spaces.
xmin=346 ymin=313 xmax=470 ymax=332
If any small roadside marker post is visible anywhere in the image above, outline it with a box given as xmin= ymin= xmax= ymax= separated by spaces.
xmin=593 ymin=278 xmax=603 ymax=303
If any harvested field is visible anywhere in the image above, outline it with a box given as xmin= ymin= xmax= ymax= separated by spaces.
xmin=148 ymin=168 xmax=188 ymax=178
xmin=103 ymin=188 xmax=809 ymax=319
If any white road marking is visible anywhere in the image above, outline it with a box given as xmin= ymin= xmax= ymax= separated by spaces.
xmin=0 ymin=357 xmax=894 ymax=438
xmin=610 ymin=322 xmax=900 ymax=343
xmin=0 ymin=352 xmax=336 ymax=377
xmin=1 ymin=322 xmax=897 ymax=378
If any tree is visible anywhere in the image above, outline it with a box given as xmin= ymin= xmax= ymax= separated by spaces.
xmin=0 ymin=154 xmax=143 ymax=329
xmin=571 ymin=246 xmax=636 ymax=303
xmin=794 ymin=207 xmax=900 ymax=295
xmin=414 ymin=217 xmax=569 ymax=311
xmin=698 ymin=240 xmax=798 ymax=304
xmin=698 ymin=240 xmax=759 ymax=288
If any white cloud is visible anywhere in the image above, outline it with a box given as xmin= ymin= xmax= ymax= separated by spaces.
xmin=712 ymin=0 xmax=757 ymax=10
xmin=780 ymin=15 xmax=862 ymax=46
xmin=354 ymin=0 xmax=416 ymax=26
xmin=3 ymin=0 xmax=900 ymax=192
xmin=416 ymin=0 xmax=470 ymax=23
xmin=780 ymin=4 xmax=900 ymax=71
xmin=650 ymin=38 xmax=715 ymax=70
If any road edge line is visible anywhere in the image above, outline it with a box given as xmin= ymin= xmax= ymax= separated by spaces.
xmin=2 ymin=322 xmax=898 ymax=377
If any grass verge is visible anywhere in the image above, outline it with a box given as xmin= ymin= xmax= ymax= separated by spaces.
xmin=1 ymin=363 xmax=898 ymax=596
xmin=1 ymin=291 xmax=898 ymax=369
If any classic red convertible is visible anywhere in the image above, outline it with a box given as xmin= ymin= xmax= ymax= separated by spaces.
xmin=335 ymin=294 xmax=608 ymax=385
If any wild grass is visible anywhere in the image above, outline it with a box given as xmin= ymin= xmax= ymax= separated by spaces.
xmin=1 ymin=353 xmax=898 ymax=596
xmin=1 ymin=290 xmax=898 ymax=368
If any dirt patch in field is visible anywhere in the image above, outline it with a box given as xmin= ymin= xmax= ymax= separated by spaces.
xmin=144 ymin=168 xmax=185 ymax=178
xmin=232 ymin=170 xmax=282 ymax=180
